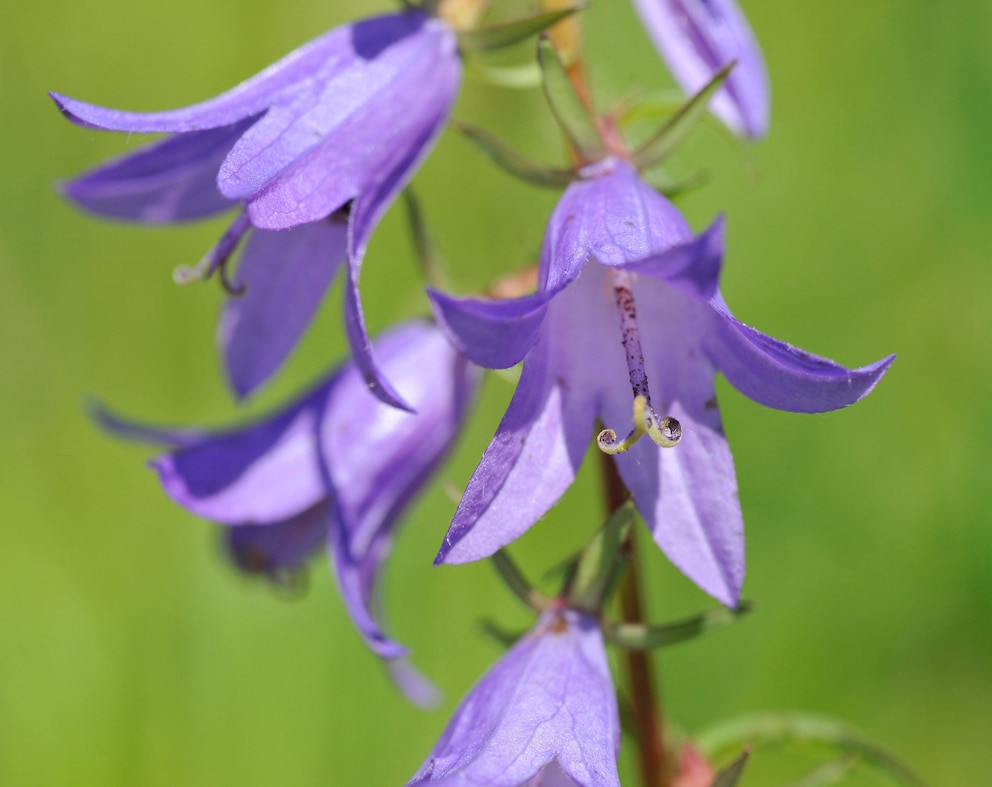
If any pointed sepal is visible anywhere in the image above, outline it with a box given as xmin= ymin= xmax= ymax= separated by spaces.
xmin=458 ymin=5 xmax=584 ymax=52
xmin=538 ymin=35 xmax=605 ymax=161
xmin=633 ymin=62 xmax=734 ymax=171
xmin=565 ymin=501 xmax=635 ymax=613
xmin=450 ymin=119 xmax=574 ymax=188
xmin=698 ymin=712 xmax=928 ymax=787
xmin=490 ymin=549 xmax=552 ymax=612
xmin=712 ymin=749 xmax=750 ymax=787
xmin=605 ymin=602 xmax=751 ymax=650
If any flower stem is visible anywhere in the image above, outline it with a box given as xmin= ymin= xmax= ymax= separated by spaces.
xmin=600 ymin=451 xmax=670 ymax=787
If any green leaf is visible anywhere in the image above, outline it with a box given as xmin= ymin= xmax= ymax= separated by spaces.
xmin=632 ymin=61 xmax=734 ymax=171
xmin=537 ymin=35 xmax=604 ymax=161
xmin=565 ymin=500 xmax=635 ymax=612
xmin=490 ymin=549 xmax=551 ymax=611
xmin=458 ymin=6 xmax=583 ymax=52
xmin=712 ymin=749 xmax=750 ymax=787
xmin=697 ymin=712 xmax=928 ymax=787
xmin=605 ymin=601 xmax=752 ymax=650
xmin=450 ymin=119 xmax=573 ymax=188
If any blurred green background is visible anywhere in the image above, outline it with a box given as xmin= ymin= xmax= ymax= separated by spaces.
xmin=2 ymin=0 xmax=990 ymax=784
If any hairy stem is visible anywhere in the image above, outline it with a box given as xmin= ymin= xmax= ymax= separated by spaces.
xmin=601 ymin=452 xmax=669 ymax=787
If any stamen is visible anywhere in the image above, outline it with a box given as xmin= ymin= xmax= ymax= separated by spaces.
xmin=173 ymin=211 xmax=251 ymax=296
xmin=597 ymin=270 xmax=682 ymax=455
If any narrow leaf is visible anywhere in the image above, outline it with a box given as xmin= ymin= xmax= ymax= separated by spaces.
xmin=490 ymin=549 xmax=551 ymax=611
xmin=633 ymin=62 xmax=734 ymax=171
xmin=451 ymin=119 xmax=574 ymax=188
xmin=478 ymin=618 xmax=527 ymax=649
xmin=697 ymin=712 xmax=928 ymax=787
xmin=606 ymin=601 xmax=752 ymax=650
xmin=538 ymin=36 xmax=604 ymax=160
xmin=459 ymin=6 xmax=583 ymax=52
xmin=402 ymin=188 xmax=447 ymax=289
xmin=712 ymin=749 xmax=750 ymax=787
xmin=566 ymin=500 xmax=635 ymax=611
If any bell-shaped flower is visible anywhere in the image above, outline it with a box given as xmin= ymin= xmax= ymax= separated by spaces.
xmin=407 ymin=609 xmax=620 ymax=787
xmin=53 ymin=9 xmax=461 ymax=406
xmin=97 ymin=320 xmax=478 ymax=705
xmin=429 ymin=158 xmax=893 ymax=607
xmin=630 ymin=0 xmax=770 ymax=138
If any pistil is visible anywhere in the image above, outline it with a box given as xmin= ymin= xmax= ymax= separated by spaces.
xmin=173 ymin=211 xmax=251 ymax=295
xmin=598 ymin=269 xmax=682 ymax=454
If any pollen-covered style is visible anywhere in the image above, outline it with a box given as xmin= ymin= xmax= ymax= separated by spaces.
xmin=407 ymin=609 xmax=621 ymax=787
xmin=96 ymin=321 xmax=478 ymax=705
xmin=53 ymin=9 xmax=461 ymax=406
xmin=430 ymin=158 xmax=893 ymax=606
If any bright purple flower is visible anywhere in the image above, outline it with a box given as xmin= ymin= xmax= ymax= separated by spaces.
xmin=429 ymin=158 xmax=893 ymax=607
xmin=407 ymin=609 xmax=620 ymax=787
xmin=53 ymin=10 xmax=461 ymax=406
xmin=631 ymin=0 xmax=770 ymax=138
xmin=97 ymin=320 xmax=478 ymax=705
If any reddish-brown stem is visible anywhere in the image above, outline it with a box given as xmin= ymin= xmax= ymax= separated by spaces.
xmin=601 ymin=452 xmax=670 ymax=787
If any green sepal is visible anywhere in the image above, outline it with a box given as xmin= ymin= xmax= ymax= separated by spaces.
xmin=697 ymin=712 xmax=928 ymax=786
xmin=605 ymin=601 xmax=752 ymax=650
xmin=458 ymin=6 xmax=583 ymax=53
xmin=641 ymin=167 xmax=709 ymax=200
xmin=466 ymin=60 xmax=542 ymax=90
xmin=537 ymin=35 xmax=605 ymax=161
xmin=450 ymin=119 xmax=574 ymax=188
xmin=565 ymin=500 xmax=635 ymax=613
xmin=490 ymin=549 xmax=552 ymax=612
xmin=712 ymin=749 xmax=750 ymax=787
xmin=632 ymin=62 xmax=734 ymax=172
xmin=784 ymin=754 xmax=859 ymax=787
xmin=402 ymin=188 xmax=448 ymax=290
xmin=478 ymin=617 xmax=528 ymax=649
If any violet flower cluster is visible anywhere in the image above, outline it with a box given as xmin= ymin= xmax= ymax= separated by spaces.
xmin=54 ymin=1 xmax=892 ymax=783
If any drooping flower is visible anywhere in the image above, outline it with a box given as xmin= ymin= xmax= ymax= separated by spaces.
xmin=53 ymin=9 xmax=461 ymax=406
xmin=630 ymin=0 xmax=770 ymax=138
xmin=429 ymin=157 xmax=893 ymax=606
xmin=96 ymin=320 xmax=478 ymax=705
xmin=407 ymin=609 xmax=620 ymax=787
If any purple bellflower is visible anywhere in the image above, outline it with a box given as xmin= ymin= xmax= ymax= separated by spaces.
xmin=53 ymin=9 xmax=461 ymax=406
xmin=97 ymin=320 xmax=478 ymax=705
xmin=429 ymin=158 xmax=893 ymax=607
xmin=407 ymin=608 xmax=620 ymax=787
xmin=631 ymin=0 xmax=770 ymax=138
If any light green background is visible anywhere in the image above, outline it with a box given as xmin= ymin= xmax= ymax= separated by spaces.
xmin=1 ymin=1 xmax=989 ymax=784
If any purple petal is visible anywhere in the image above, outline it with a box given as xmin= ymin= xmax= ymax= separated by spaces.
xmin=427 ymin=287 xmax=551 ymax=369
xmin=612 ymin=397 xmax=744 ymax=607
xmin=386 ymin=659 xmax=441 ymax=711
xmin=615 ymin=215 xmax=725 ymax=301
xmin=49 ymin=22 xmax=359 ymax=133
xmin=342 ymin=265 xmax=415 ymax=412
xmin=631 ymin=0 xmax=770 ymax=138
xmin=437 ymin=352 xmax=593 ymax=565
xmin=151 ymin=376 xmax=334 ymax=524
xmin=407 ymin=610 xmax=620 ymax=787
xmin=237 ymin=17 xmax=459 ymax=227
xmin=61 ymin=121 xmax=252 ymax=223
xmin=704 ymin=294 xmax=896 ymax=413
xmin=225 ymin=502 xmax=329 ymax=577
xmin=543 ymin=159 xmax=695 ymax=289
xmin=88 ymin=400 xmax=205 ymax=449
xmin=218 ymin=216 xmax=348 ymax=399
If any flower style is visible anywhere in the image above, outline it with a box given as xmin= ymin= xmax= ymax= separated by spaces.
xmin=97 ymin=320 xmax=478 ymax=705
xmin=631 ymin=0 xmax=770 ymax=138
xmin=407 ymin=609 xmax=620 ymax=787
xmin=53 ymin=9 xmax=461 ymax=406
xmin=429 ymin=157 xmax=893 ymax=607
